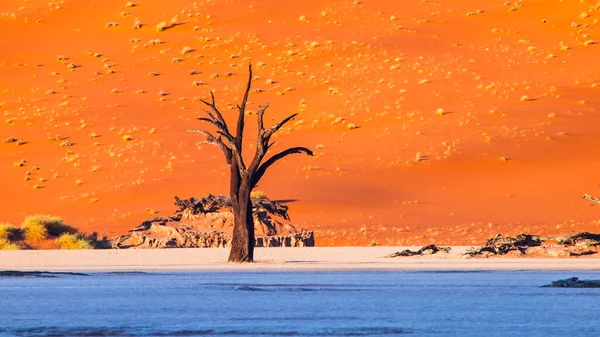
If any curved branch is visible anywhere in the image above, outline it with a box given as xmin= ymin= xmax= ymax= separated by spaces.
xmin=252 ymin=147 xmax=314 ymax=186
xmin=201 ymin=92 xmax=227 ymax=125
xmin=263 ymin=113 xmax=297 ymax=140
xmin=197 ymin=116 xmax=219 ymax=125
xmin=200 ymin=109 xmax=218 ymax=124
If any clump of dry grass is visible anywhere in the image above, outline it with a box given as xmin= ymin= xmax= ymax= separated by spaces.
xmin=156 ymin=16 xmax=179 ymax=32
xmin=250 ymin=190 xmax=268 ymax=199
xmin=0 ymin=240 xmax=20 ymax=250
xmin=57 ymin=233 xmax=94 ymax=250
xmin=0 ymin=223 xmax=21 ymax=241
xmin=22 ymin=219 xmax=48 ymax=241
xmin=22 ymin=215 xmax=76 ymax=241
xmin=132 ymin=19 xmax=142 ymax=29
xmin=156 ymin=21 xmax=168 ymax=32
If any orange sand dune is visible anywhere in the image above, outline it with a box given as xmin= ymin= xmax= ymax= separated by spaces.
xmin=1 ymin=0 xmax=599 ymax=246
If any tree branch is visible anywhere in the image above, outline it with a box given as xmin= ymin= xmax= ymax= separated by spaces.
xmin=235 ymin=64 xmax=253 ymax=150
xmin=252 ymin=146 xmax=314 ymax=186
xmin=263 ymin=113 xmax=297 ymax=140
xmin=188 ymin=129 xmax=233 ymax=165
xmin=247 ymin=103 xmax=271 ymax=175
xmin=197 ymin=117 xmax=235 ymax=145
xmin=200 ymin=92 xmax=228 ymax=131
xmin=196 ymin=94 xmax=245 ymax=171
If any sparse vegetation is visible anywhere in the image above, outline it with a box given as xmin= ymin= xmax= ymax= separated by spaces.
xmin=22 ymin=219 xmax=48 ymax=241
xmin=0 ymin=223 xmax=21 ymax=241
xmin=0 ymin=240 xmax=20 ymax=250
xmin=22 ymin=215 xmax=76 ymax=240
xmin=156 ymin=21 xmax=167 ymax=32
xmin=57 ymin=233 xmax=94 ymax=249
xmin=0 ymin=216 xmax=110 ymax=249
xmin=250 ymin=190 xmax=268 ymax=199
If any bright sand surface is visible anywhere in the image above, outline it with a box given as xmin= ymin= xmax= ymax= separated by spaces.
xmin=2 ymin=247 xmax=600 ymax=272
xmin=1 ymin=0 xmax=600 ymax=246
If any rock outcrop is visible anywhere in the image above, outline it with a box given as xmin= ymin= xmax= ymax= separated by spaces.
xmin=112 ymin=195 xmax=315 ymax=248
xmin=465 ymin=232 xmax=600 ymax=257
xmin=542 ymin=277 xmax=600 ymax=288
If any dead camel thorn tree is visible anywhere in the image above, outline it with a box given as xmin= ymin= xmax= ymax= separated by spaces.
xmin=188 ymin=64 xmax=313 ymax=263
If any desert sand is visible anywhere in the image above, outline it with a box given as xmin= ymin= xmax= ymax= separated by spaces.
xmin=1 ymin=0 xmax=600 ymax=246
xmin=1 ymin=247 xmax=600 ymax=272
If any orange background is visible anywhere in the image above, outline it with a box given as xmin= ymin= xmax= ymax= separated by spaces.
xmin=1 ymin=0 xmax=599 ymax=245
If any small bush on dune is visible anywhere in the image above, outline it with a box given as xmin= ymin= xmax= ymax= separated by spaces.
xmin=57 ymin=233 xmax=95 ymax=250
xmin=0 ymin=240 xmax=21 ymax=250
xmin=0 ymin=223 xmax=21 ymax=241
xmin=22 ymin=220 xmax=49 ymax=241
xmin=22 ymin=215 xmax=76 ymax=240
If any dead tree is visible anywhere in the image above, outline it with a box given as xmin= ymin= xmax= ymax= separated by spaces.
xmin=583 ymin=193 xmax=600 ymax=205
xmin=188 ymin=64 xmax=313 ymax=262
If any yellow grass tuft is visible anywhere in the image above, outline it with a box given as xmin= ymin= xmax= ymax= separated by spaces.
xmin=156 ymin=21 xmax=167 ymax=32
xmin=21 ymin=220 xmax=48 ymax=241
xmin=250 ymin=190 xmax=268 ymax=199
xmin=0 ymin=240 xmax=20 ymax=250
xmin=181 ymin=46 xmax=193 ymax=55
xmin=57 ymin=233 xmax=94 ymax=250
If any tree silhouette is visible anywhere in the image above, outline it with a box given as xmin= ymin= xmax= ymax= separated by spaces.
xmin=189 ymin=64 xmax=313 ymax=262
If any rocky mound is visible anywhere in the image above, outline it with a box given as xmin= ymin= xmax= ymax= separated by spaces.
xmin=465 ymin=232 xmax=600 ymax=257
xmin=112 ymin=195 xmax=315 ymax=248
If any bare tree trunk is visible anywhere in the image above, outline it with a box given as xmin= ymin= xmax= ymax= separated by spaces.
xmin=228 ymin=169 xmax=254 ymax=262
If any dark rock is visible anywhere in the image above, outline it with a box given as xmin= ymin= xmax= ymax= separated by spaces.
xmin=542 ymin=277 xmax=600 ymax=288
xmin=0 ymin=271 xmax=88 ymax=277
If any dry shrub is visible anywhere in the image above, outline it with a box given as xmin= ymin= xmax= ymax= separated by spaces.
xmin=22 ymin=220 xmax=49 ymax=241
xmin=0 ymin=223 xmax=21 ymax=241
xmin=22 ymin=215 xmax=76 ymax=239
xmin=0 ymin=240 xmax=20 ymax=250
xmin=57 ymin=233 xmax=94 ymax=250
xmin=250 ymin=190 xmax=268 ymax=199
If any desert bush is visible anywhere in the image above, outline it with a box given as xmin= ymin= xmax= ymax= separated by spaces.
xmin=22 ymin=215 xmax=76 ymax=239
xmin=57 ymin=233 xmax=94 ymax=250
xmin=87 ymin=232 xmax=112 ymax=249
xmin=22 ymin=220 xmax=49 ymax=241
xmin=0 ymin=223 xmax=21 ymax=241
xmin=0 ymin=240 xmax=21 ymax=250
